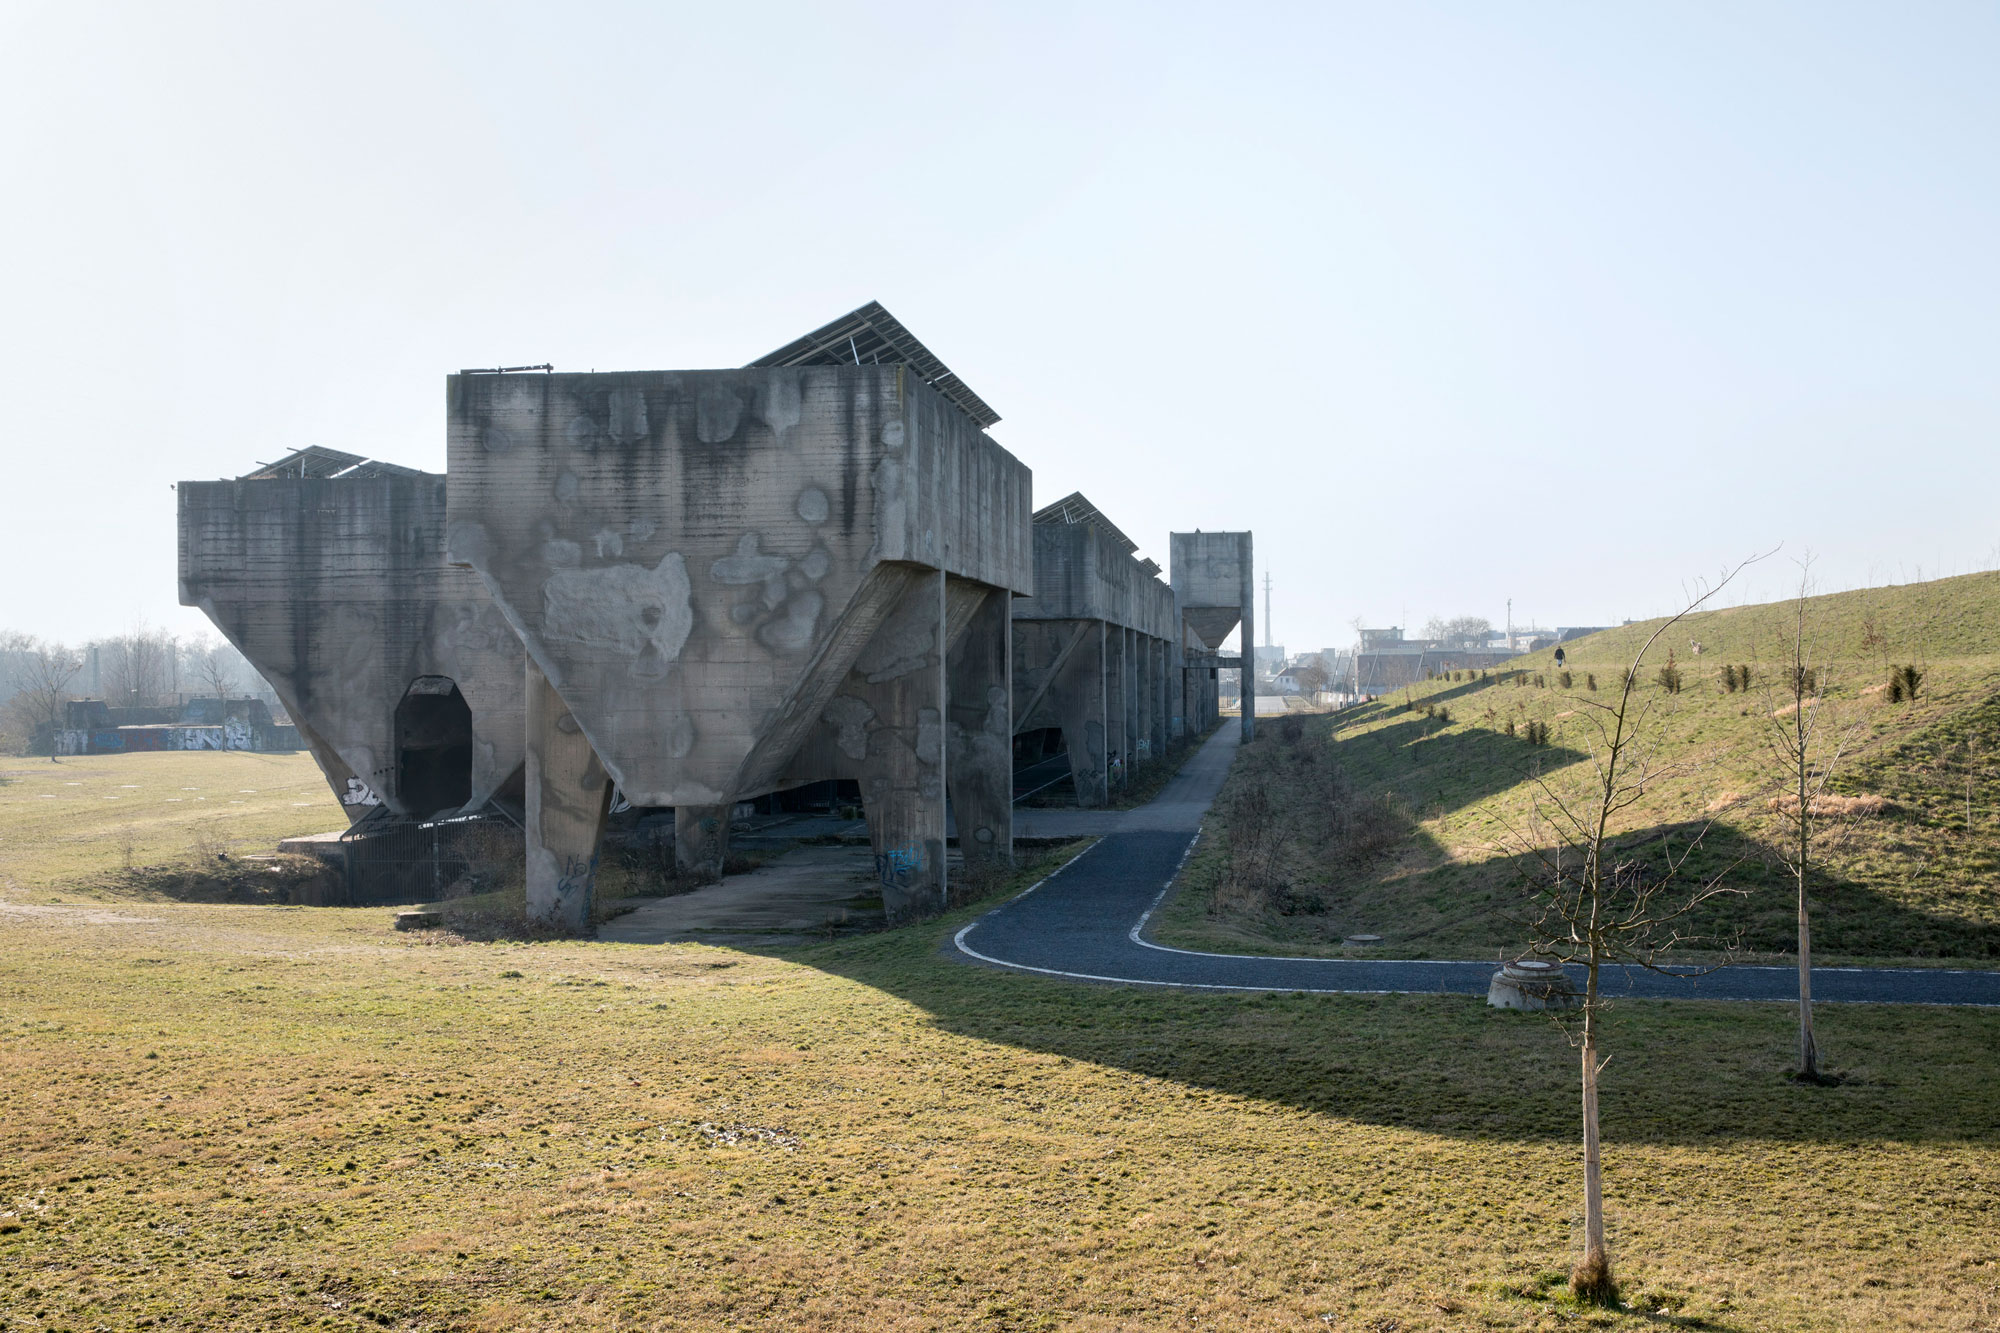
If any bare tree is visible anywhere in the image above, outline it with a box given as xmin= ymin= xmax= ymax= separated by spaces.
xmin=100 ymin=624 xmax=178 ymax=708
xmin=1447 ymin=614 xmax=1494 ymax=648
xmin=1760 ymin=558 xmax=1862 ymax=1084
xmin=1421 ymin=614 xmax=1494 ymax=648
xmin=187 ymin=636 xmax=240 ymax=701
xmin=10 ymin=636 xmax=85 ymax=738
xmin=1498 ymin=559 xmax=1761 ymax=1304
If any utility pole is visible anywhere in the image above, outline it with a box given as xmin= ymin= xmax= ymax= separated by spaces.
xmin=1507 ymin=598 xmax=1513 ymax=653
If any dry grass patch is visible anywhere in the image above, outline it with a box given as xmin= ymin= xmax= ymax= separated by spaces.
xmin=1767 ymin=792 xmax=1895 ymax=818
xmin=2 ymin=891 xmax=1997 ymax=1330
xmin=0 ymin=749 xmax=342 ymax=892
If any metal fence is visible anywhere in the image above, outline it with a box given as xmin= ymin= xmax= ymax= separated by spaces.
xmin=335 ymin=805 xmax=523 ymax=905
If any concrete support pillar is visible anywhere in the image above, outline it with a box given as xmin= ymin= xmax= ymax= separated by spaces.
xmin=674 ymin=805 xmax=732 ymax=880
xmin=946 ymin=588 xmax=1011 ymax=866
xmin=1150 ymin=638 xmax=1167 ymax=761
xmin=1128 ymin=627 xmax=1142 ymax=766
xmin=1131 ymin=631 xmax=1151 ymax=768
xmin=1050 ymin=622 xmax=1109 ymax=808
xmin=1240 ymin=542 xmax=1257 ymax=742
xmin=842 ymin=573 xmax=950 ymax=920
xmin=1104 ymin=623 xmax=1128 ymax=793
xmin=524 ymin=659 xmax=611 ymax=934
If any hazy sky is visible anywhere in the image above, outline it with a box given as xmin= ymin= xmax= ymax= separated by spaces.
xmin=3 ymin=2 xmax=1995 ymax=650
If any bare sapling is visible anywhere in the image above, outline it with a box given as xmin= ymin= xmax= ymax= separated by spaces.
xmin=1760 ymin=558 xmax=1863 ymax=1084
xmin=1496 ymin=558 xmax=1763 ymax=1305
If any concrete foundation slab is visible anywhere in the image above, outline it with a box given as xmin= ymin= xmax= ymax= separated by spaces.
xmin=595 ymin=843 xmax=886 ymax=946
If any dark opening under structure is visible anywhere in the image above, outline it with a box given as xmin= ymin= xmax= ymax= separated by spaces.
xmin=395 ymin=676 xmax=473 ymax=819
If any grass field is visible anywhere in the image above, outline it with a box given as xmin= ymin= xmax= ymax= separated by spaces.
xmin=4 ymin=580 xmax=1998 ymax=1328
xmin=3 ymin=876 xmax=1998 ymax=1332
xmin=1158 ymin=573 xmax=2000 ymax=967
xmin=0 ymin=751 xmax=345 ymax=893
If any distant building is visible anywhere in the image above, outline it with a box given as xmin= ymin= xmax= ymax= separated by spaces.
xmin=41 ymin=697 xmax=300 ymax=756
xmin=1351 ymin=647 xmax=1513 ymax=695
xmin=1343 ymin=626 xmax=1514 ymax=695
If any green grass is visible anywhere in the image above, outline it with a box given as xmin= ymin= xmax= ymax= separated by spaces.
xmin=3 ymin=874 xmax=1998 ymax=1330
xmin=1158 ymin=572 xmax=2000 ymax=966
xmin=0 ymin=750 xmax=344 ymax=894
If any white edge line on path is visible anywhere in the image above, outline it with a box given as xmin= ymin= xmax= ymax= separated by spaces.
xmin=952 ymin=828 xmax=1411 ymax=995
xmin=954 ymin=825 xmax=1996 ymax=1002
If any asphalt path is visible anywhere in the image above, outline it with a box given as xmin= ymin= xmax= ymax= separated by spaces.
xmin=956 ymin=727 xmax=2000 ymax=1007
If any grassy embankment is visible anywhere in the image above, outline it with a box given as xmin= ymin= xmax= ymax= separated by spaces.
xmin=4 ymin=863 xmax=1999 ymax=1332
xmin=1157 ymin=572 xmax=2000 ymax=966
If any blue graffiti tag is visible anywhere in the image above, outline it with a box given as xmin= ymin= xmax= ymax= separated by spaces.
xmin=875 ymin=845 xmax=921 ymax=889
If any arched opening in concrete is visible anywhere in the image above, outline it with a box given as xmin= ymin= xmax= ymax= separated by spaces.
xmin=395 ymin=676 xmax=472 ymax=818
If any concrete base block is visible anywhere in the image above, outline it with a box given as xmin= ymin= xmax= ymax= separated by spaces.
xmin=1486 ymin=960 xmax=1580 ymax=1010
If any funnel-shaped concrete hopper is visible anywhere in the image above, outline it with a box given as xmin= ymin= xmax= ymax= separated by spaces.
xmin=1171 ymin=531 xmax=1255 ymax=740
xmin=446 ymin=365 xmax=1031 ymax=924
xmin=178 ymin=467 xmax=526 ymax=820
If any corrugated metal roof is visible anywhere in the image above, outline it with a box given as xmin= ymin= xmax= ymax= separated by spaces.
xmin=746 ymin=301 xmax=1001 ymax=429
xmin=241 ymin=447 xmax=429 ymax=480
xmin=1032 ymin=491 xmax=1139 ymax=555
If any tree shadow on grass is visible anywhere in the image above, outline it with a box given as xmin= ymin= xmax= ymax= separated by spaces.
xmin=1295 ymin=709 xmax=1593 ymax=818
xmin=1384 ymin=811 xmax=2000 ymax=965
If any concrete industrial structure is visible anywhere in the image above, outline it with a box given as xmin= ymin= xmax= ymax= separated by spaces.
xmin=1171 ymin=531 xmax=1256 ymax=742
xmin=1010 ymin=494 xmax=1177 ymax=807
xmin=178 ymin=304 xmax=1252 ymax=931
xmin=179 ymin=449 xmax=529 ymax=821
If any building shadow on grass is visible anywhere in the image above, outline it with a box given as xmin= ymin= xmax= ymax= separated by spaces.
xmin=724 ymin=838 xmax=2000 ymax=1152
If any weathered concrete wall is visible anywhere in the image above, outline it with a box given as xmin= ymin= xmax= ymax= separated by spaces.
xmin=1011 ymin=513 xmax=1179 ymax=804
xmin=178 ymin=475 xmax=526 ymax=818
xmin=447 ymin=367 xmax=1029 ymax=803
xmin=445 ymin=365 xmax=1031 ymax=917
xmin=1013 ymin=523 xmax=1174 ymax=638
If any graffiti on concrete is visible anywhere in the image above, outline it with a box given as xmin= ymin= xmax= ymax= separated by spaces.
xmin=342 ymin=779 xmax=381 ymax=807
xmin=875 ymin=844 xmax=921 ymax=889
xmin=554 ymin=851 xmax=599 ymax=906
